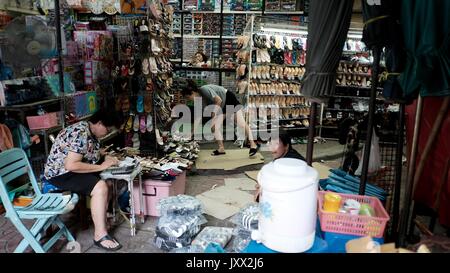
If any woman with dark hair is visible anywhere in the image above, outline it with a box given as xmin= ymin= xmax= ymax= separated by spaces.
xmin=181 ymin=79 xmax=258 ymax=156
xmin=44 ymin=109 xmax=123 ymax=251
xmin=254 ymin=130 xmax=305 ymax=201
xmin=269 ymin=130 xmax=305 ymax=161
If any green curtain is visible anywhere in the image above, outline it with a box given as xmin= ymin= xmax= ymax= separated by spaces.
xmin=399 ymin=0 xmax=450 ymax=98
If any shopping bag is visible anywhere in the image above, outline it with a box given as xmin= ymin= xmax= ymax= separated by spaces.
xmin=355 ymin=129 xmax=381 ymax=175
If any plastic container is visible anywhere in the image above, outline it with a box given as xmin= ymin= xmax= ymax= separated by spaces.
xmin=251 ymin=158 xmax=319 ymax=253
xmin=318 ymin=191 xmax=390 ymax=238
xmin=133 ymin=171 xmax=186 ymax=216
xmin=26 ymin=112 xmax=60 ymax=130
xmin=323 ymin=192 xmax=342 ymax=213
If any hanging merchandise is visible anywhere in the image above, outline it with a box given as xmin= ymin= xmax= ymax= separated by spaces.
xmin=398 ymin=0 xmax=450 ymax=98
xmin=301 ymin=0 xmax=353 ymax=99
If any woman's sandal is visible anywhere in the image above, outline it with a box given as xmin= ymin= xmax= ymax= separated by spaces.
xmin=249 ymin=146 xmax=259 ymax=157
xmin=211 ymin=150 xmax=226 ymax=156
xmin=93 ymin=234 xmax=122 ymax=251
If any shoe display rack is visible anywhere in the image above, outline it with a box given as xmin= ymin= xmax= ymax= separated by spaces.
xmin=168 ymin=1 xmax=308 ymax=106
xmin=239 ymin=15 xmax=312 ymax=136
xmin=319 ymin=38 xmax=399 ymax=139
xmin=71 ymin=1 xmax=175 ymax=156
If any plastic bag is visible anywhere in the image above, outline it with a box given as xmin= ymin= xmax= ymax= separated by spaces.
xmin=157 ymin=214 xmax=207 ymax=238
xmin=191 ymin=227 xmax=234 ymax=251
xmin=154 ymin=225 xmax=201 ymax=251
xmin=169 ymin=245 xmax=204 ymax=253
xmin=355 ymin=129 xmax=381 ymax=175
xmin=230 ymin=202 xmax=259 ymax=230
xmin=157 ymin=194 xmax=203 ymax=216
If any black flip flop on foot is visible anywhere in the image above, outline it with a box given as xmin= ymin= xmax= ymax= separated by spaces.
xmin=249 ymin=147 xmax=258 ymax=157
xmin=211 ymin=150 xmax=226 ymax=156
xmin=93 ymin=234 xmax=122 ymax=251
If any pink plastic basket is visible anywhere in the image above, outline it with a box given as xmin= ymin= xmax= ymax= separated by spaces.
xmin=26 ymin=112 xmax=60 ymax=130
xmin=318 ymin=191 xmax=390 ymax=238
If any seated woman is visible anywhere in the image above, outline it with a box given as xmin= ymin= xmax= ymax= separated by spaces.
xmin=254 ymin=130 xmax=306 ymax=201
xmin=44 ymin=109 xmax=123 ymax=251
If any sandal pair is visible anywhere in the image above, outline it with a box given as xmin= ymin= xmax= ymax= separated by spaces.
xmin=93 ymin=234 xmax=122 ymax=251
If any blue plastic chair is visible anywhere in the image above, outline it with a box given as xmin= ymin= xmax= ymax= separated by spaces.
xmin=0 ymin=148 xmax=79 ymax=253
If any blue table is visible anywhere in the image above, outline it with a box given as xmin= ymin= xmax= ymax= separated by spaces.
xmin=242 ymin=236 xmax=328 ymax=253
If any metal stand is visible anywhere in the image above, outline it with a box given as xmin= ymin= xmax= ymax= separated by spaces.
xmin=391 ymin=103 xmax=405 ymax=244
xmin=54 ymin=0 xmax=65 ymax=129
xmin=358 ymin=46 xmax=382 ymax=195
xmin=306 ymin=102 xmax=318 ymax=166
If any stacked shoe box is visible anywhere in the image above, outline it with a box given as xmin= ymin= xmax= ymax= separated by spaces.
xmin=183 ymin=0 xmax=198 ymax=10
xmin=183 ymin=37 xmax=199 ymax=60
xmin=223 ymin=15 xmax=235 ymax=36
xmin=172 ymin=38 xmax=182 ymax=59
xmin=281 ymin=0 xmax=296 ymax=11
xmin=265 ymin=0 xmax=281 ymax=11
xmin=193 ymin=14 xmax=203 ymax=36
xmin=202 ymin=14 xmax=220 ymax=36
xmin=245 ymin=0 xmax=263 ymax=10
xmin=167 ymin=0 xmax=181 ymax=10
xmin=234 ymin=14 xmax=246 ymax=36
xmin=172 ymin=13 xmax=181 ymax=34
xmin=198 ymin=0 xmax=215 ymax=11
xmin=222 ymin=39 xmax=236 ymax=66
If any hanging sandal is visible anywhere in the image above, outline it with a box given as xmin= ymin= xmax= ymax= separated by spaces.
xmin=93 ymin=234 xmax=122 ymax=251
xmin=211 ymin=150 xmax=226 ymax=156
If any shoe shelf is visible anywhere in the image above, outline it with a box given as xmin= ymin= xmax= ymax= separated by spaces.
xmin=0 ymin=97 xmax=63 ymax=110
xmin=339 ymin=60 xmax=372 ymax=66
xmin=264 ymin=11 xmax=305 ymax=15
xmin=182 ymin=35 xmax=222 ymax=39
xmin=251 ymin=78 xmax=304 ymax=84
xmin=173 ymin=66 xmax=236 ymax=72
xmin=325 ymin=108 xmax=357 ymax=112
xmin=337 ymin=71 xmax=371 ymax=77
xmin=223 ymin=11 xmax=263 ymax=14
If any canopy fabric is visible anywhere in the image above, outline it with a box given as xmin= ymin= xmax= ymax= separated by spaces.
xmin=361 ymin=0 xmax=402 ymax=48
xmin=360 ymin=0 xmax=406 ymax=102
xmin=399 ymin=0 xmax=450 ymax=98
xmin=301 ymin=0 xmax=353 ymax=100
xmin=406 ymin=97 xmax=450 ymax=227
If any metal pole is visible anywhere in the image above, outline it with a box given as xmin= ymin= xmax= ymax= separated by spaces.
xmin=359 ymin=46 xmax=382 ymax=195
xmin=398 ymin=95 xmax=423 ymax=247
xmin=219 ymin=0 xmax=224 ymax=85
xmin=54 ymin=0 xmax=65 ymax=129
xmin=306 ymin=102 xmax=317 ymax=166
xmin=392 ymin=103 xmax=405 ymax=244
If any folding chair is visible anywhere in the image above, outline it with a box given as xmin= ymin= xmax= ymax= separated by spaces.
xmin=0 ymin=148 xmax=79 ymax=253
